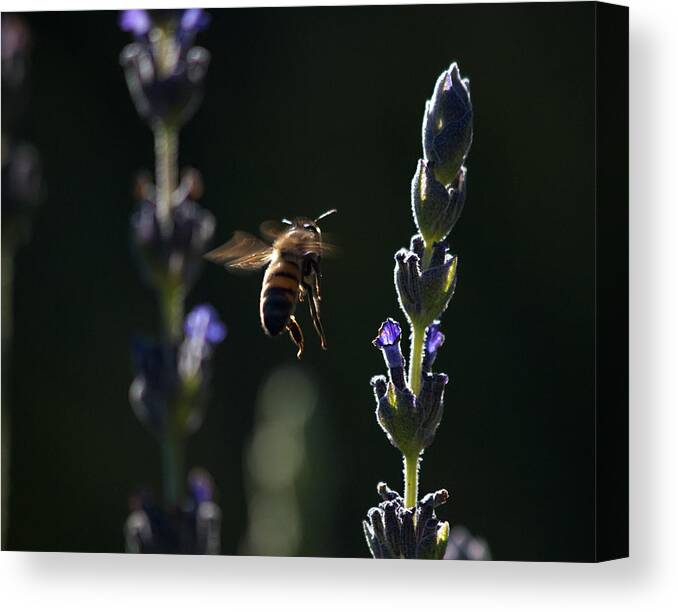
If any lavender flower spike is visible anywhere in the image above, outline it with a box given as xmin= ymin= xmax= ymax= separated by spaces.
xmin=121 ymin=10 xmax=223 ymax=552
xmin=366 ymin=62 xmax=476 ymax=557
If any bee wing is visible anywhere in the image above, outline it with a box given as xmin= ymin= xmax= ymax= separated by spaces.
xmin=304 ymin=239 xmax=338 ymax=258
xmin=259 ymin=219 xmax=290 ymax=242
xmin=205 ymin=231 xmax=274 ymax=271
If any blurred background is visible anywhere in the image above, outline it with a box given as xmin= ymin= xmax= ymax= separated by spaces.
xmin=2 ymin=3 xmax=596 ymax=560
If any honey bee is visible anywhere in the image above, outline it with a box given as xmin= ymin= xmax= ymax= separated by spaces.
xmin=205 ymin=210 xmax=337 ymax=359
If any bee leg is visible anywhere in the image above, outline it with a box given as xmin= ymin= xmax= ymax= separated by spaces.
xmin=303 ymin=280 xmax=328 ymax=351
xmin=286 ymin=315 xmax=305 ymax=359
xmin=314 ymin=273 xmax=322 ymax=302
xmin=310 ymin=260 xmax=323 ymax=301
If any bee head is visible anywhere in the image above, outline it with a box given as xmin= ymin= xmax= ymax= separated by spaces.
xmin=283 ymin=210 xmax=337 ymax=236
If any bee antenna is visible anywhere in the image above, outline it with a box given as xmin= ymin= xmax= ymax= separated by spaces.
xmin=315 ymin=209 xmax=338 ymax=223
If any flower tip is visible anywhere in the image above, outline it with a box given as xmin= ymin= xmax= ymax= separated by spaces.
xmin=370 ymin=375 xmax=388 ymax=398
xmin=433 ymin=488 xmax=450 ymax=506
xmin=181 ymin=8 xmax=211 ymax=33
xmin=443 ymin=70 xmax=454 ymax=92
xmin=437 ymin=521 xmax=450 ymax=546
xmin=373 ymin=318 xmax=402 ymax=347
xmin=119 ymin=9 xmax=151 ymax=36
xmin=370 ymin=374 xmax=387 ymax=386
xmin=394 ymin=248 xmax=409 ymax=264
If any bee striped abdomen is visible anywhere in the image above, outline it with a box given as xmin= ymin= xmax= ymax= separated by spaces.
xmin=260 ymin=256 xmax=301 ymax=336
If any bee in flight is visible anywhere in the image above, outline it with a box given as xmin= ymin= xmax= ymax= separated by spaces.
xmin=205 ymin=210 xmax=337 ymax=359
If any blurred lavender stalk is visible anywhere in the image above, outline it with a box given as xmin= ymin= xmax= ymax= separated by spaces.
xmin=1 ymin=14 xmax=44 ymax=547
xmin=364 ymin=64 xmax=487 ymax=559
xmin=119 ymin=8 xmax=224 ymax=553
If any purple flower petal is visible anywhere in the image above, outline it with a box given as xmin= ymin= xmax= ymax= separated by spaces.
xmin=185 ymin=304 xmax=226 ymax=344
xmin=425 ymin=321 xmax=445 ymax=354
xmin=373 ymin=318 xmax=402 ymax=348
xmin=119 ymin=10 xmax=151 ymax=36
xmin=188 ymin=468 xmax=214 ymax=504
xmin=180 ymin=8 xmax=210 ymax=33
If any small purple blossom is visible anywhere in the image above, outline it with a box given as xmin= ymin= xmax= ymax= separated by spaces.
xmin=373 ymin=319 xmax=406 ymax=385
xmin=178 ymin=305 xmax=225 ymax=388
xmin=184 ymin=304 xmax=226 ymax=344
xmin=188 ymin=468 xmax=214 ymax=505
xmin=180 ymin=9 xmax=210 ymax=34
xmin=119 ymin=10 xmax=151 ymax=37
xmin=423 ymin=321 xmax=445 ymax=373
xmin=426 ymin=320 xmax=445 ymax=353
xmin=373 ymin=318 xmax=402 ymax=348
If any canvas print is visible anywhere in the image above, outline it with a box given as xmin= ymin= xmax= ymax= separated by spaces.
xmin=1 ymin=3 xmax=628 ymax=560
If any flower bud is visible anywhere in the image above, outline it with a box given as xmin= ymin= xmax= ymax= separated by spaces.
xmin=371 ymin=372 xmax=420 ymax=455
xmin=131 ymin=190 xmax=215 ymax=290
xmin=372 ymin=373 xmax=447 ymax=456
xmin=422 ymin=63 xmax=473 ymax=187
xmin=394 ymin=242 xmax=458 ymax=328
xmin=415 ymin=372 xmax=448 ymax=450
xmin=409 ymin=234 xmax=425 ymax=260
xmin=363 ymin=483 xmax=450 ymax=559
xmin=411 ymin=159 xmax=466 ymax=244
xmin=129 ymin=337 xmax=177 ymax=436
xmin=125 ymin=470 xmax=222 ymax=554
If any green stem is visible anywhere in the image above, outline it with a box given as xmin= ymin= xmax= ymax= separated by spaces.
xmin=404 ymin=239 xmax=436 ymax=509
xmin=148 ymin=24 xmax=185 ymax=513
xmin=161 ymin=427 xmax=184 ymax=508
xmin=422 ymin=241 xmax=434 ymax=270
xmin=159 ymin=281 xmax=186 ymax=508
xmin=153 ymin=121 xmax=178 ymax=236
xmin=403 ymin=452 xmax=420 ymax=509
xmin=409 ymin=324 xmax=426 ymax=396
xmin=409 ymin=242 xmax=434 ymax=395
xmin=160 ymin=281 xmax=185 ymax=344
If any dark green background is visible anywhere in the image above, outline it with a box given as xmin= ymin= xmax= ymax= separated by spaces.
xmin=4 ymin=3 xmax=597 ymax=560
